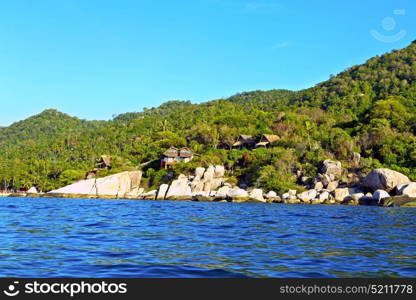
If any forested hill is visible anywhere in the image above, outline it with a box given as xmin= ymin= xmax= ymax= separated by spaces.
xmin=291 ymin=40 xmax=416 ymax=119
xmin=0 ymin=40 xmax=415 ymax=192
xmin=0 ymin=109 xmax=101 ymax=145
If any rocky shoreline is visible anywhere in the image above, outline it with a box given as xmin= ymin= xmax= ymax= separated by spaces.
xmin=2 ymin=160 xmax=416 ymax=208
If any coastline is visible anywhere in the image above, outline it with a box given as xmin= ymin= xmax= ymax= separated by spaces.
xmin=3 ymin=192 xmax=416 ymax=208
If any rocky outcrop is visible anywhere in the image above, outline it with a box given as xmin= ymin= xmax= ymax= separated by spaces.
xmin=297 ymin=189 xmax=317 ymax=203
xmin=227 ymin=188 xmax=249 ymax=202
xmin=314 ymin=182 xmax=324 ymax=191
xmin=214 ymin=165 xmax=225 ymax=178
xmin=364 ymin=168 xmax=410 ymax=192
xmin=326 ymin=181 xmax=339 ymax=192
xmin=396 ymin=182 xmax=416 ymax=197
xmin=49 ymin=171 xmax=142 ymax=198
xmin=248 ymin=189 xmax=266 ymax=203
xmin=215 ymin=186 xmax=230 ymax=201
xmin=194 ymin=191 xmax=213 ymax=202
xmin=265 ymin=191 xmax=281 ymax=203
xmin=142 ymin=190 xmax=157 ymax=200
xmin=156 ymin=184 xmax=169 ymax=200
xmin=165 ymin=174 xmax=193 ymax=200
xmin=125 ymin=187 xmax=144 ymax=198
xmin=321 ymin=160 xmax=342 ymax=177
xmin=383 ymin=195 xmax=416 ymax=207
xmin=372 ymin=190 xmax=390 ymax=202
xmin=194 ymin=167 xmax=205 ymax=179
xmin=334 ymin=187 xmax=362 ymax=202
xmin=154 ymin=165 xmax=228 ymax=201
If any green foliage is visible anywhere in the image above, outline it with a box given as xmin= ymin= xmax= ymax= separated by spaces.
xmin=59 ymin=169 xmax=85 ymax=186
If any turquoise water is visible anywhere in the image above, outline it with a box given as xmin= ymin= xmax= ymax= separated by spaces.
xmin=0 ymin=197 xmax=415 ymax=277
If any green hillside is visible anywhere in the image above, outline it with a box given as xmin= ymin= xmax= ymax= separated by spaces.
xmin=1 ymin=41 xmax=415 ymax=193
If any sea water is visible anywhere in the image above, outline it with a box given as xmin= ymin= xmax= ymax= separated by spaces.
xmin=0 ymin=197 xmax=415 ymax=277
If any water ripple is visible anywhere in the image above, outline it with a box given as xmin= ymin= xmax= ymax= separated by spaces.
xmin=0 ymin=197 xmax=415 ymax=277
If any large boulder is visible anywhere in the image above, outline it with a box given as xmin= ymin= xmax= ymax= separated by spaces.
xmin=194 ymin=191 xmax=213 ymax=202
xmin=265 ymin=191 xmax=281 ymax=203
xmin=318 ymin=191 xmax=330 ymax=202
xmin=372 ymin=190 xmax=390 ymax=202
xmin=156 ymin=184 xmax=170 ymax=200
xmin=203 ymin=166 xmax=215 ymax=181
xmin=96 ymin=172 xmax=132 ymax=196
xmin=165 ymin=175 xmax=192 ymax=200
xmin=228 ymin=188 xmax=249 ymax=202
xmin=334 ymin=187 xmax=363 ymax=202
xmin=265 ymin=191 xmax=277 ymax=199
xmin=249 ymin=189 xmax=266 ymax=203
xmin=297 ymin=189 xmax=317 ymax=203
xmin=383 ymin=195 xmax=416 ymax=207
xmin=396 ymin=182 xmax=416 ymax=197
xmin=49 ymin=171 xmax=142 ymax=197
xmin=288 ymin=190 xmax=297 ymax=196
xmin=326 ymin=181 xmax=339 ymax=192
xmin=190 ymin=180 xmax=205 ymax=193
xmin=320 ymin=174 xmax=332 ymax=187
xmin=142 ymin=190 xmax=157 ymax=200
xmin=129 ymin=171 xmax=142 ymax=190
xmin=125 ymin=187 xmax=144 ymax=198
xmin=214 ymin=166 xmax=225 ymax=178
xmin=285 ymin=197 xmax=301 ymax=204
xmin=314 ymin=182 xmax=324 ymax=191
xmin=27 ymin=187 xmax=38 ymax=194
xmin=215 ymin=186 xmax=230 ymax=200
xmin=350 ymin=192 xmax=365 ymax=201
xmin=364 ymin=168 xmax=410 ymax=192
xmin=334 ymin=188 xmax=349 ymax=202
xmin=321 ymin=160 xmax=342 ymax=177
xmin=50 ymin=178 xmax=96 ymax=195
xmin=194 ymin=167 xmax=206 ymax=179
xmin=203 ymin=178 xmax=223 ymax=191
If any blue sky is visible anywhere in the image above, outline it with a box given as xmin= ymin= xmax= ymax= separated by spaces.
xmin=0 ymin=0 xmax=415 ymax=126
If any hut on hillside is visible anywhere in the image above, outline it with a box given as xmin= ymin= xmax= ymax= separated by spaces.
xmin=255 ymin=134 xmax=280 ymax=148
xmin=232 ymin=135 xmax=256 ymax=149
xmin=178 ymin=147 xmax=194 ymax=163
xmin=86 ymin=155 xmax=112 ymax=179
xmin=97 ymin=155 xmax=112 ymax=169
xmin=161 ymin=146 xmax=195 ymax=168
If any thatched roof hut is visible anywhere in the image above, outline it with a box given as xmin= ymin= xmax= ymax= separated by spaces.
xmin=233 ymin=135 xmax=256 ymax=148
xmin=97 ymin=155 xmax=112 ymax=169
xmin=163 ymin=146 xmax=180 ymax=158
xmin=179 ymin=147 xmax=193 ymax=158
xmin=256 ymin=134 xmax=280 ymax=147
xmin=161 ymin=146 xmax=195 ymax=168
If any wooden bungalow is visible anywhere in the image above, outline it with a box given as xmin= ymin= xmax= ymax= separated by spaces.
xmin=232 ymin=135 xmax=256 ymax=149
xmin=97 ymin=155 xmax=112 ymax=169
xmin=255 ymin=134 xmax=280 ymax=148
xmin=178 ymin=147 xmax=194 ymax=163
xmin=160 ymin=146 xmax=195 ymax=168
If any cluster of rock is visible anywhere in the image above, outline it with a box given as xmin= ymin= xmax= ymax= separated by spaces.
xmin=16 ymin=159 xmax=416 ymax=208
xmin=138 ymin=165 xmax=282 ymax=203
xmin=281 ymin=160 xmax=416 ymax=207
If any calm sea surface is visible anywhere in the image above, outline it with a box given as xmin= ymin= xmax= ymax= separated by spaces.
xmin=0 ymin=197 xmax=415 ymax=278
